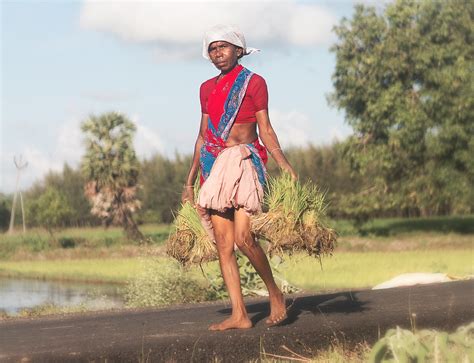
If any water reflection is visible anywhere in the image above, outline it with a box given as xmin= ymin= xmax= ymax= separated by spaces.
xmin=0 ymin=277 xmax=125 ymax=315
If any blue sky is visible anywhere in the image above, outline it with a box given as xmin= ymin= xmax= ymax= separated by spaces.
xmin=1 ymin=0 xmax=383 ymax=193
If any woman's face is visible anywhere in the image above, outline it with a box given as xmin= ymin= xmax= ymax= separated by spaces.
xmin=208 ymin=41 xmax=243 ymax=73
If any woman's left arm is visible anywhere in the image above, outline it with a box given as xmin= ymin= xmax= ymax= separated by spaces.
xmin=256 ymin=109 xmax=298 ymax=180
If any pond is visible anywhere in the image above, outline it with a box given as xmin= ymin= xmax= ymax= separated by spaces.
xmin=0 ymin=277 xmax=125 ymax=315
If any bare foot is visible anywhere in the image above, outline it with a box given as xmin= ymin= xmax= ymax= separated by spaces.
xmin=208 ymin=316 xmax=252 ymax=331
xmin=266 ymin=291 xmax=287 ymax=326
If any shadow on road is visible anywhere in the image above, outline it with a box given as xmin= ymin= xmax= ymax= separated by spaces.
xmin=217 ymin=291 xmax=369 ymax=326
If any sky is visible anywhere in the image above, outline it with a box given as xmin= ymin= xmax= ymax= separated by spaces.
xmin=1 ymin=0 xmax=385 ymax=194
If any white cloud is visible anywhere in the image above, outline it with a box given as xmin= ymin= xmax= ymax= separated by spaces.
xmin=132 ymin=116 xmax=165 ymax=159
xmin=55 ymin=119 xmax=84 ymax=166
xmin=1 ymin=148 xmax=63 ymax=193
xmin=80 ymin=0 xmax=338 ymax=61
xmin=0 ymin=115 xmax=166 ymax=193
xmin=1 ymin=119 xmax=84 ymax=193
xmin=269 ymin=109 xmax=313 ymax=148
xmin=329 ymin=126 xmax=349 ymax=143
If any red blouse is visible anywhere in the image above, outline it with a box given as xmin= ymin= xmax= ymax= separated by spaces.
xmin=200 ymin=66 xmax=268 ymax=126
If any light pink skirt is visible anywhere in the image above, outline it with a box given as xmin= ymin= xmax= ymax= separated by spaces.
xmin=196 ymin=145 xmax=264 ymax=243
xmin=198 ymin=144 xmax=264 ymax=214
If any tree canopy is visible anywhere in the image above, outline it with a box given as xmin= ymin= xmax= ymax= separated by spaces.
xmin=27 ymin=187 xmax=72 ymax=233
xmin=330 ymin=0 xmax=473 ymax=217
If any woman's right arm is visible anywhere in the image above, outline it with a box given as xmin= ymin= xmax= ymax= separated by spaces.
xmin=181 ymin=113 xmax=209 ymax=203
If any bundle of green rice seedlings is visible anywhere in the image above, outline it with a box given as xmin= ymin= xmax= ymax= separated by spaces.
xmin=166 ymin=202 xmax=217 ymax=266
xmin=251 ymin=173 xmax=337 ymax=257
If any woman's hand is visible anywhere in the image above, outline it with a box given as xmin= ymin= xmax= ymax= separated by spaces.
xmin=181 ymin=185 xmax=195 ymax=204
xmin=287 ymin=167 xmax=298 ymax=181
xmin=280 ymin=165 xmax=298 ymax=181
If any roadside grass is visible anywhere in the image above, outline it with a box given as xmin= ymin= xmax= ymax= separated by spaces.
xmin=260 ymin=341 xmax=370 ymax=363
xmin=1 ymin=250 xmax=471 ymax=290
xmin=259 ymin=322 xmax=473 ymax=363
xmin=13 ymin=303 xmax=91 ymax=318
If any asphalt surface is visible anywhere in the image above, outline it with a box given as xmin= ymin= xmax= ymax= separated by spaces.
xmin=1 ymin=280 xmax=473 ymax=362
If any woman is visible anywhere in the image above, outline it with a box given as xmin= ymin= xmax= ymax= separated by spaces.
xmin=182 ymin=25 xmax=297 ymax=331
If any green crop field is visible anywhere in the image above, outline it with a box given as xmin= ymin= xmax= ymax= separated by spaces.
xmin=1 ymin=249 xmax=471 ymax=291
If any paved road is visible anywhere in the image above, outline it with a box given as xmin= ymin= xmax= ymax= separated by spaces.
xmin=1 ymin=280 xmax=473 ymax=362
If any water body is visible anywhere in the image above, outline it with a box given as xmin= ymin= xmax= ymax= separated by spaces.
xmin=0 ymin=277 xmax=125 ymax=315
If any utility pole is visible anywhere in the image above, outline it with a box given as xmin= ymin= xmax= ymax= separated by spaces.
xmin=8 ymin=155 xmax=28 ymax=234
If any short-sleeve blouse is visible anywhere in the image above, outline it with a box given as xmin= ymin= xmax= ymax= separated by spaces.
xmin=199 ymin=72 xmax=268 ymax=123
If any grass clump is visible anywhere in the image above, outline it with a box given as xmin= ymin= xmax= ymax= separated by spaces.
xmin=15 ymin=303 xmax=90 ymax=318
xmin=125 ymin=258 xmax=215 ymax=307
xmin=259 ymin=323 xmax=473 ymax=362
xmin=369 ymin=322 xmax=474 ymax=362
xmin=166 ymin=202 xmax=218 ymax=266
xmin=252 ymin=173 xmax=337 ymax=257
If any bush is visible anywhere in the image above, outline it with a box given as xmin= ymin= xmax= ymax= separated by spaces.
xmin=124 ymin=259 xmax=215 ymax=307
xmin=0 ymin=200 xmax=10 ymax=232
xmin=369 ymin=323 xmax=474 ymax=362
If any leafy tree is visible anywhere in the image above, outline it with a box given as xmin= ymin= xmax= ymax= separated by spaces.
xmin=138 ymin=153 xmax=191 ymax=224
xmin=81 ymin=112 xmax=144 ymax=241
xmin=330 ymin=0 xmax=473 ymax=217
xmin=27 ymin=187 xmax=72 ymax=235
xmin=0 ymin=194 xmax=11 ymax=232
xmin=26 ymin=165 xmax=99 ymax=227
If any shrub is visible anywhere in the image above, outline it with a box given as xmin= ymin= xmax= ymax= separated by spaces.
xmin=124 ymin=259 xmax=214 ymax=307
xmin=369 ymin=323 xmax=474 ymax=362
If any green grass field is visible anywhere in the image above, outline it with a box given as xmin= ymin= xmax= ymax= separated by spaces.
xmin=1 ymin=250 xmax=471 ymax=291
xmin=277 ymin=250 xmax=472 ymax=290
xmin=1 ymin=216 xmax=472 ymax=292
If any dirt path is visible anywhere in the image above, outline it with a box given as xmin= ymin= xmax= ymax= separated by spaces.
xmin=1 ymin=280 xmax=472 ymax=362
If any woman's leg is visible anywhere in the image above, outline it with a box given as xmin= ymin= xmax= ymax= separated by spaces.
xmin=209 ymin=209 xmax=252 ymax=331
xmin=234 ymin=208 xmax=287 ymax=324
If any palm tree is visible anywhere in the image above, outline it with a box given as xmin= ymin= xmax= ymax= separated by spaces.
xmin=81 ymin=112 xmax=144 ymax=241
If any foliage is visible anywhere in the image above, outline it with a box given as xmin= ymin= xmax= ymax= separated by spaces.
xmin=26 ymin=187 xmax=73 ymax=234
xmin=205 ymin=253 xmax=301 ymax=299
xmin=125 ymin=259 xmax=215 ymax=307
xmin=81 ymin=112 xmax=144 ymax=241
xmin=138 ymin=153 xmax=191 ymax=224
xmin=0 ymin=197 xmax=11 ymax=232
xmin=0 ymin=224 xmax=169 ymax=260
xmin=330 ymin=0 xmax=474 ymax=218
xmin=369 ymin=322 xmax=474 ymax=362
xmin=204 ymin=253 xmax=267 ymax=299
xmin=25 ymin=165 xmax=97 ymax=228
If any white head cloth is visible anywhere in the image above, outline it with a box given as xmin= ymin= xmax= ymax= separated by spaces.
xmin=202 ymin=24 xmax=260 ymax=60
